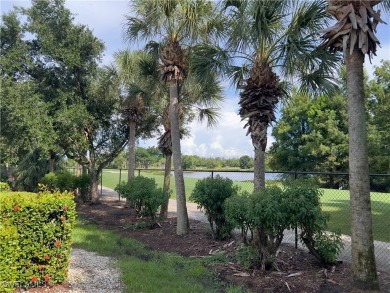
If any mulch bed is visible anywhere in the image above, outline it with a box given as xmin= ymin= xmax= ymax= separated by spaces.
xmin=75 ymin=198 xmax=390 ymax=293
xmin=22 ymin=197 xmax=390 ymax=292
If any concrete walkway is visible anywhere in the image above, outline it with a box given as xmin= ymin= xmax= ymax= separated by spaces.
xmin=98 ymin=186 xmax=390 ymax=271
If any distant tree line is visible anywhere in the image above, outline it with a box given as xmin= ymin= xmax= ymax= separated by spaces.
xmin=105 ymin=147 xmax=256 ymax=171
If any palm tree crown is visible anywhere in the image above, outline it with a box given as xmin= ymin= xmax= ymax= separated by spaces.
xmin=219 ymin=0 xmax=339 ymax=191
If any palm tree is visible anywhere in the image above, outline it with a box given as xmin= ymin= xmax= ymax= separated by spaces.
xmin=157 ymin=104 xmax=181 ymax=218
xmin=115 ymin=51 xmax=147 ymax=182
xmin=124 ymin=0 xmax=223 ymax=235
xmin=320 ymin=1 xmax=389 ymax=290
xmin=157 ymin=76 xmax=222 ymax=219
xmin=218 ymin=0 xmax=338 ymax=192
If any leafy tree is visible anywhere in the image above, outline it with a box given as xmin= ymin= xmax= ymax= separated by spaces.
xmin=320 ymin=1 xmax=390 ymax=289
xmin=57 ymin=67 xmax=128 ymax=202
xmin=239 ymin=155 xmax=253 ymax=170
xmin=181 ymin=155 xmax=194 ymax=170
xmin=367 ymin=61 xmax=390 ymax=174
xmin=1 ymin=0 xmax=104 ymax=189
xmin=269 ymin=91 xmax=348 ymax=176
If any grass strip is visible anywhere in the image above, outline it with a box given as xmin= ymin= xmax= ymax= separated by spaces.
xmin=72 ymin=218 xmax=249 ymax=293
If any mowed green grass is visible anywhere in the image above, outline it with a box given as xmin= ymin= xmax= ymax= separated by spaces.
xmin=101 ymin=169 xmax=390 ymax=242
xmin=320 ymin=189 xmax=390 ymax=242
xmin=72 ymin=219 xmax=249 ymax=293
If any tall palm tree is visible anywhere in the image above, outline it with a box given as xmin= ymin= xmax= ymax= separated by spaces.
xmin=124 ymin=0 xmax=224 ymax=235
xmin=137 ymin=42 xmax=223 ymax=219
xmin=157 ymin=76 xmax=222 ymax=219
xmin=115 ymin=50 xmax=147 ymax=183
xmin=320 ymin=1 xmax=389 ymax=290
xmin=218 ymin=0 xmax=338 ymax=192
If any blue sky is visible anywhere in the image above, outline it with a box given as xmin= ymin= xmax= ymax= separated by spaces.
xmin=2 ymin=0 xmax=390 ymax=158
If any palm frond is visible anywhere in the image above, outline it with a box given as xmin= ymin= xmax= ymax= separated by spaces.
xmin=195 ymin=107 xmax=221 ymax=128
xmin=278 ymin=0 xmax=330 ymax=77
xmin=190 ymin=43 xmax=231 ymax=84
xmin=228 ymin=64 xmax=250 ymax=90
xmin=123 ymin=16 xmax=152 ymax=43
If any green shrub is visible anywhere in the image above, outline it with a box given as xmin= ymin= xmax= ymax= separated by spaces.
xmin=0 ymin=191 xmax=76 ymax=291
xmin=0 ymin=182 xmax=11 ymax=192
xmin=283 ymin=180 xmax=344 ymax=265
xmin=310 ymin=231 xmax=344 ymax=264
xmin=189 ymin=175 xmax=238 ymax=240
xmin=74 ymin=174 xmax=91 ymax=201
xmin=55 ymin=171 xmax=75 ymax=192
xmin=41 ymin=172 xmax=90 ymax=200
xmin=115 ymin=176 xmax=168 ymax=225
xmin=224 ymin=191 xmax=253 ymax=244
xmin=248 ymin=186 xmax=289 ymax=270
xmin=41 ymin=172 xmax=58 ymax=191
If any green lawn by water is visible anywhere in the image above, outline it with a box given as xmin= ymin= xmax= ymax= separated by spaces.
xmin=101 ymin=169 xmax=390 ymax=242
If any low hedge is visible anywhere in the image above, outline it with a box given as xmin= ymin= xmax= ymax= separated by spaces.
xmin=0 ymin=191 xmax=76 ymax=292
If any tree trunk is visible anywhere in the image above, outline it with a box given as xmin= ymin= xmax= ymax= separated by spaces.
xmin=126 ymin=119 xmax=136 ymax=207
xmin=89 ymin=167 xmax=100 ymax=203
xmin=49 ymin=151 xmax=56 ymax=173
xmin=128 ymin=120 xmax=137 ymax=180
xmin=169 ymin=81 xmax=189 ymax=235
xmin=82 ymin=164 xmax=88 ymax=175
xmin=346 ymin=50 xmax=379 ymax=291
xmin=160 ymin=154 xmax=172 ymax=219
xmin=253 ymin=147 xmax=266 ymax=193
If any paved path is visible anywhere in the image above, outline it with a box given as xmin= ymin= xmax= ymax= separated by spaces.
xmin=99 ymin=186 xmax=390 ymax=271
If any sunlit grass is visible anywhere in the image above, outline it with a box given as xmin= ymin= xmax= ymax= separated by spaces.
xmin=319 ymin=190 xmax=390 ymax=242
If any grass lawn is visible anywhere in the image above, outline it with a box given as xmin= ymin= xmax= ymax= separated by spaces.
xmin=72 ymin=219 xmax=248 ymax=293
xmin=320 ymin=189 xmax=390 ymax=242
xmin=101 ymin=169 xmax=390 ymax=242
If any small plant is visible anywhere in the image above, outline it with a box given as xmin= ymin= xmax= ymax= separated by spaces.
xmin=224 ymin=191 xmax=253 ymax=244
xmin=306 ymin=231 xmax=344 ymax=264
xmin=235 ymin=245 xmax=260 ymax=269
xmin=248 ymin=186 xmax=289 ymax=270
xmin=0 ymin=182 xmax=11 ymax=192
xmin=74 ymin=174 xmax=91 ymax=201
xmin=283 ymin=180 xmax=344 ymax=265
xmin=41 ymin=172 xmax=58 ymax=191
xmin=190 ymin=175 xmax=238 ymax=240
xmin=115 ymin=176 xmax=168 ymax=226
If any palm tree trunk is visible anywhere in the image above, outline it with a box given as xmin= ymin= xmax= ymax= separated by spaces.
xmin=169 ymin=81 xmax=189 ymax=235
xmin=126 ymin=119 xmax=136 ymax=207
xmin=346 ymin=50 xmax=379 ymax=291
xmin=253 ymin=147 xmax=266 ymax=193
xmin=128 ymin=120 xmax=136 ymax=180
xmin=160 ymin=154 xmax=172 ymax=219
